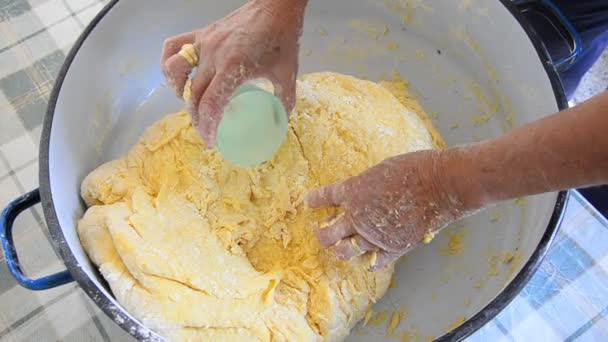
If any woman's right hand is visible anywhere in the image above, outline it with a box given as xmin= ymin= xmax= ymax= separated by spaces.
xmin=305 ymin=150 xmax=481 ymax=270
xmin=160 ymin=0 xmax=307 ymax=147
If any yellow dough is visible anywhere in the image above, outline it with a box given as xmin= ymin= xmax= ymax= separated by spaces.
xmin=78 ymin=72 xmax=442 ymax=341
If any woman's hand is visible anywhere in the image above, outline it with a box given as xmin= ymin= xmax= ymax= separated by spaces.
xmin=161 ymin=0 xmax=307 ymax=146
xmin=305 ymin=150 xmax=479 ymax=271
xmin=305 ymin=91 xmax=608 ymax=271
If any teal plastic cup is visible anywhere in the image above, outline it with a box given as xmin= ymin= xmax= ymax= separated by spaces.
xmin=215 ymin=83 xmax=288 ymax=167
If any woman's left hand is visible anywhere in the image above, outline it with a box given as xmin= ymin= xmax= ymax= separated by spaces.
xmin=160 ymin=0 xmax=306 ymax=146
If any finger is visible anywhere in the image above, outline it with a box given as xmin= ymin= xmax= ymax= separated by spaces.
xmin=305 ymin=183 xmax=345 ymax=208
xmin=332 ymin=235 xmax=376 ymax=260
xmin=163 ymin=53 xmax=195 ymax=97
xmin=187 ymin=67 xmax=215 ymax=130
xmin=315 ymin=215 xmax=355 ymax=247
xmin=270 ymin=66 xmax=297 ymax=116
xmin=161 ymin=32 xmax=196 ymax=66
xmin=198 ymin=70 xmax=247 ymax=147
xmin=369 ymin=250 xmax=401 ymax=272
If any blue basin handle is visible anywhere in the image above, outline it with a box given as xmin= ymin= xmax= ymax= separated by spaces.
xmin=514 ymin=0 xmax=583 ymax=73
xmin=1 ymin=189 xmax=73 ymax=290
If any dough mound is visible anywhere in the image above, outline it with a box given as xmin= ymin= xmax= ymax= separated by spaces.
xmin=78 ymin=72 xmax=438 ymax=341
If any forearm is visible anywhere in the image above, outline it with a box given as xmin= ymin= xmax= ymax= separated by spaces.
xmin=443 ymin=91 xmax=608 ymax=209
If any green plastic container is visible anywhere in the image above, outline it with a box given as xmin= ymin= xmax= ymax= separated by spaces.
xmin=216 ymin=83 xmax=288 ymax=167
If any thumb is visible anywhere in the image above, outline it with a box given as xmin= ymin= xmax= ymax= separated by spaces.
xmin=305 ymin=183 xmax=345 ymax=208
xmin=197 ymin=72 xmax=244 ymax=147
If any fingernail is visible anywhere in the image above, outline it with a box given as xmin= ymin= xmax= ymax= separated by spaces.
xmin=206 ymin=132 xmax=216 ymax=148
xmin=203 ymin=129 xmax=215 ymax=148
xmin=367 ymin=251 xmax=378 ymax=271
xmin=205 ymin=137 xmax=214 ymax=148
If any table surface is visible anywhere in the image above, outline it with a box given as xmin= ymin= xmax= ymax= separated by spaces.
xmin=1 ymin=0 xmax=608 ymax=341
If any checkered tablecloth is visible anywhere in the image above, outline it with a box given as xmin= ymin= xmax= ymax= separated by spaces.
xmin=1 ymin=0 xmax=608 ymax=341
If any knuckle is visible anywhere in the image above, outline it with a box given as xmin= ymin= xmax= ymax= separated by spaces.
xmin=320 ymin=186 xmax=332 ymax=200
xmin=329 ymin=185 xmax=342 ymax=201
xmin=224 ymin=52 xmax=247 ymax=68
xmin=164 ymin=57 xmax=187 ymax=76
xmin=163 ymin=37 xmax=181 ymax=50
xmin=162 ymin=60 xmax=174 ymax=74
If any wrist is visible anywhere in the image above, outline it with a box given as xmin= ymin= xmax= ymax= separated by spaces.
xmin=433 ymin=146 xmax=488 ymax=214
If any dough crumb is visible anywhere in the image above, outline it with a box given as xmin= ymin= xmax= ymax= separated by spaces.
xmin=415 ymin=49 xmax=426 ymax=60
xmin=398 ymin=255 xmax=409 ymax=266
xmin=472 ymin=114 xmax=491 ymax=126
xmin=447 ymin=316 xmax=466 ymax=331
xmin=514 ymin=197 xmax=526 ymax=206
xmin=506 ymin=250 xmax=523 ymax=281
xmin=363 ymin=306 xmax=373 ymax=326
xmin=487 ymin=254 xmax=499 ymax=276
xmin=440 ymin=232 xmax=464 ymax=256
xmin=423 ymin=231 xmax=436 ymax=244
xmin=387 ymin=42 xmax=399 ymax=50
xmin=399 ymin=331 xmax=412 ymax=342
xmin=367 ymin=311 xmax=388 ymax=326
xmin=386 ymin=311 xmax=402 ymax=336
xmin=501 ymin=251 xmax=514 ymax=264
xmin=490 ymin=210 xmax=500 ymax=222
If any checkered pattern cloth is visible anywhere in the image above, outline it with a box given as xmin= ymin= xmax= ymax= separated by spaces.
xmin=1 ymin=0 xmax=608 ymax=341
